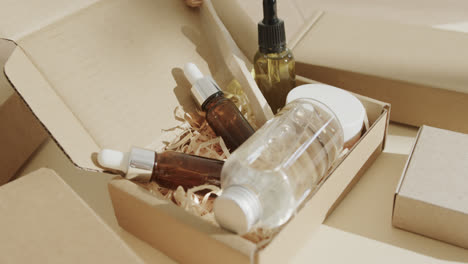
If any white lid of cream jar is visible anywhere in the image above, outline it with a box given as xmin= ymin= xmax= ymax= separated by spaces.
xmin=286 ymin=84 xmax=367 ymax=148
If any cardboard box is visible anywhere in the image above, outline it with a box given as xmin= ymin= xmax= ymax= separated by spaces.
xmin=0 ymin=40 xmax=47 ymax=185
xmin=108 ymin=88 xmax=389 ymax=264
xmin=393 ymin=126 xmax=468 ymax=249
xmin=211 ymin=1 xmax=468 ymax=133
xmin=0 ymin=168 xmax=143 ymax=263
xmin=0 ymin=0 xmax=388 ymax=263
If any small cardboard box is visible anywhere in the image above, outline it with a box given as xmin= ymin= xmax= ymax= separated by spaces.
xmin=0 ymin=0 xmax=389 ymax=263
xmin=0 ymin=168 xmax=143 ymax=263
xmin=212 ymin=0 xmax=468 ymax=134
xmin=0 ymin=40 xmax=47 ymax=185
xmin=393 ymin=126 xmax=468 ymax=249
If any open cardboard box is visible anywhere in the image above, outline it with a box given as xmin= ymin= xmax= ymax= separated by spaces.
xmin=0 ymin=40 xmax=47 ymax=185
xmin=0 ymin=0 xmax=388 ymax=263
xmin=211 ymin=0 xmax=468 ymax=134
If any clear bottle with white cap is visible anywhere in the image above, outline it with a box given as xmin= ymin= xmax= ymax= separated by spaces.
xmin=184 ymin=63 xmax=255 ymax=152
xmin=214 ymin=98 xmax=344 ymax=234
xmin=98 ymin=147 xmax=223 ymax=191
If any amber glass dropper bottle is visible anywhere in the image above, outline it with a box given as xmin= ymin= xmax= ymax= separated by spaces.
xmin=184 ymin=63 xmax=255 ymax=152
xmin=253 ymin=0 xmax=296 ymax=113
xmin=98 ymin=147 xmax=223 ymax=190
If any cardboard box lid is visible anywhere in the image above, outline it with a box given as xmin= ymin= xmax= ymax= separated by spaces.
xmin=0 ymin=0 xmax=272 ymax=172
xmin=393 ymin=126 xmax=468 ymax=248
xmin=0 ymin=168 xmax=143 ymax=263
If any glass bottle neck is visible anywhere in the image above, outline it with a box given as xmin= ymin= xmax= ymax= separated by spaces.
xmin=202 ymin=91 xmax=225 ymax=111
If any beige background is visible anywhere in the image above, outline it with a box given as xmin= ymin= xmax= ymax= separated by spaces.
xmin=4 ymin=1 xmax=468 ymax=263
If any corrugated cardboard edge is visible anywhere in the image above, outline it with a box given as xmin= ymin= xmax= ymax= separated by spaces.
xmin=108 ymin=177 xmax=256 ymax=264
xmin=4 ymin=47 xmax=100 ymax=172
xmin=0 ymin=38 xmax=47 ymax=185
xmin=392 ymin=126 xmax=468 ymax=249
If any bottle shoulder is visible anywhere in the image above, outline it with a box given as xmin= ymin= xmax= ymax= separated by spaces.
xmin=202 ymin=92 xmax=226 ymax=111
xmin=254 ymin=48 xmax=294 ymax=61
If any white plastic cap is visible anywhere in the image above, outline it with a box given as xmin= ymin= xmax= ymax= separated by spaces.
xmin=286 ymin=84 xmax=366 ymax=145
xmin=98 ymin=147 xmax=155 ymax=182
xmin=183 ymin=62 xmax=221 ymax=108
xmin=184 ymin=62 xmax=204 ymax=85
xmin=214 ymin=185 xmax=262 ymax=234
xmin=98 ymin=149 xmax=130 ymax=172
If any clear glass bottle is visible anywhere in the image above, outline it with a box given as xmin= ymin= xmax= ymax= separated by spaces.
xmin=214 ymin=99 xmax=344 ymax=234
xmin=98 ymin=147 xmax=223 ymax=192
xmin=253 ymin=0 xmax=296 ymax=113
xmin=184 ymin=63 xmax=255 ymax=151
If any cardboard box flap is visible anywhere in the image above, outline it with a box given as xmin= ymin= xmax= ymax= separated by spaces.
xmin=293 ymin=13 xmax=468 ymax=95
xmin=0 ymin=39 xmax=48 ymax=185
xmin=398 ymin=126 xmax=468 ymax=213
xmin=0 ymin=0 xmax=98 ymax=41
xmin=4 ymin=0 xmax=272 ymax=172
xmin=6 ymin=48 xmax=99 ymax=170
xmin=0 ymin=168 xmax=143 ymax=263
xmin=0 ymin=39 xmax=15 ymax=105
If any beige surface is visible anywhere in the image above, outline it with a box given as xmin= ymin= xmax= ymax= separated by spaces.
xmin=6 ymin=1 xmax=468 ymax=263
xmin=14 ymin=123 xmax=468 ymax=263
xmin=232 ymin=0 xmax=468 ymax=28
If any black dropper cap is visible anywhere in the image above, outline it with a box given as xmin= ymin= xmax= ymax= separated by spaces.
xmin=258 ymin=0 xmax=286 ymax=54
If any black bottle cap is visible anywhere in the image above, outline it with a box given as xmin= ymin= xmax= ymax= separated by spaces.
xmin=258 ymin=0 xmax=286 ymax=53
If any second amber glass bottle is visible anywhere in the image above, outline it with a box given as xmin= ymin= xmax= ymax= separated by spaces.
xmin=98 ymin=147 xmax=223 ymax=190
xmin=253 ymin=0 xmax=296 ymax=113
xmin=184 ymin=63 xmax=255 ymax=152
